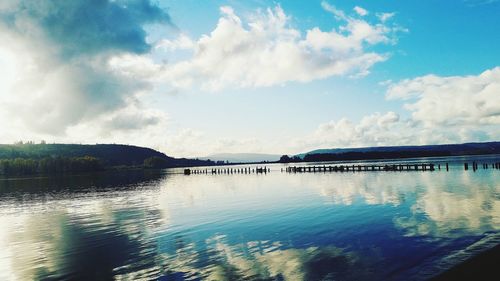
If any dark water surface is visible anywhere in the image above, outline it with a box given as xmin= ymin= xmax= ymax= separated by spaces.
xmin=0 ymin=155 xmax=499 ymax=280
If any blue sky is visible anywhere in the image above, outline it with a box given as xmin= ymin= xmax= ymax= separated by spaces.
xmin=0 ymin=0 xmax=499 ymax=157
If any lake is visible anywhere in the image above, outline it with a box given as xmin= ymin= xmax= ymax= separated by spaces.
xmin=0 ymin=155 xmax=499 ymax=280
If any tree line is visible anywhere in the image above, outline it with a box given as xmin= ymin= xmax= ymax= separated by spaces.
xmin=0 ymin=156 xmax=103 ymax=176
xmin=0 ymin=155 xmax=217 ymax=177
xmin=278 ymin=150 xmax=456 ymax=163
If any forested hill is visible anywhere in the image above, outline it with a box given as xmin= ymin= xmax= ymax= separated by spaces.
xmin=292 ymin=141 xmax=500 ymax=162
xmin=0 ymin=143 xmax=213 ymax=168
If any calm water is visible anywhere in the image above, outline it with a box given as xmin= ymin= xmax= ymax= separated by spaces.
xmin=0 ymin=155 xmax=499 ymax=281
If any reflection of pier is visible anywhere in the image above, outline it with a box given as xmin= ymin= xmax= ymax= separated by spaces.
xmin=183 ymin=161 xmax=500 ymax=175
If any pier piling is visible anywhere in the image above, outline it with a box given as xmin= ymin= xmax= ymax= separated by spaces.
xmin=185 ymin=159 xmax=499 ymax=176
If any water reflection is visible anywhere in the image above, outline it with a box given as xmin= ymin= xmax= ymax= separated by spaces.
xmin=394 ymin=171 xmax=500 ymax=237
xmin=292 ymin=169 xmax=499 ymax=237
xmin=159 ymin=235 xmax=374 ymax=281
xmin=315 ymin=172 xmax=412 ymax=206
xmin=0 ymin=156 xmax=498 ymax=280
xmin=0 ymin=188 xmax=166 ymax=280
xmin=0 ymin=169 xmax=164 ymax=205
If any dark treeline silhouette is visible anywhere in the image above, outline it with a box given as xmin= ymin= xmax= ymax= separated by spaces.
xmin=302 ymin=150 xmax=451 ymax=162
xmin=0 ymin=143 xmax=217 ymax=176
xmin=280 ymin=141 xmax=500 ymax=163
xmin=142 ymin=156 xmax=221 ymax=169
xmin=278 ymin=155 xmax=302 ymax=163
xmin=0 ymin=156 xmax=102 ymax=176
xmin=143 ymin=156 xmax=169 ymax=169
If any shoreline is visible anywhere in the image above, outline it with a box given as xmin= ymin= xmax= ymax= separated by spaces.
xmin=431 ymin=244 xmax=500 ymax=280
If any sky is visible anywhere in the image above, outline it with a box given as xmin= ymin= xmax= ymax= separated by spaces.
xmin=0 ymin=0 xmax=499 ymax=157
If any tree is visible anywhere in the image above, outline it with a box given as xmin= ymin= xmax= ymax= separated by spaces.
xmin=143 ymin=157 xmax=168 ymax=169
xmin=279 ymin=155 xmax=291 ymax=163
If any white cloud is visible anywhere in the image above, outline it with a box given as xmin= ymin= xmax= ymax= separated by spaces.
xmin=83 ymin=65 xmax=500 ymax=156
xmin=114 ymin=4 xmax=399 ymax=92
xmin=353 ymin=6 xmax=368 ymax=16
xmin=377 ymin=12 xmax=395 ymax=22
xmin=292 ymin=113 xmax=497 ymax=154
xmin=387 ymin=67 xmax=500 ymax=127
xmin=290 ymin=112 xmax=409 ymax=151
xmin=0 ymin=2 xmax=404 ymax=156
xmin=4 ymin=1 xmax=495 ymax=157
xmin=155 ymin=34 xmax=195 ymax=52
xmin=288 ymin=67 xmax=500 ymax=153
xmin=0 ymin=0 xmax=173 ymax=149
xmin=320 ymin=1 xmax=347 ymax=20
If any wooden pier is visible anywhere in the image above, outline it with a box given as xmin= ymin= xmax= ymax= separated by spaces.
xmin=184 ymin=166 xmax=270 ymax=175
xmin=283 ymin=163 xmax=436 ymax=173
xmin=182 ymin=161 xmax=500 ymax=175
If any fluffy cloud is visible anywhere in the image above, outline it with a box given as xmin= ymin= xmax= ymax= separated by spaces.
xmin=387 ymin=67 xmax=500 ymax=127
xmin=114 ymin=3 xmax=399 ymax=91
xmin=291 ymin=112 xmax=409 ymax=151
xmin=0 ymin=2 xmax=404 ymax=156
xmin=292 ymin=67 xmax=500 ymax=153
xmin=353 ymin=6 xmax=368 ymax=16
xmin=2 ymin=1 xmax=495 ymax=157
xmin=0 ymin=0 xmax=171 ymax=141
xmin=377 ymin=12 xmax=395 ymax=23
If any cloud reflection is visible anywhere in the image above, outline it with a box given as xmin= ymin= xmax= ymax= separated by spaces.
xmin=158 ymin=234 xmax=373 ymax=281
xmin=1 ymin=206 xmax=164 ymax=280
xmin=305 ymin=171 xmax=499 ymax=237
xmin=156 ymin=170 xmax=499 ymax=239
xmin=312 ymin=172 xmax=411 ymax=206
xmin=394 ymin=172 xmax=500 ymax=237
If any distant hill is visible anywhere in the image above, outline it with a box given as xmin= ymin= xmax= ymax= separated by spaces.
xmin=0 ymin=143 xmax=213 ymax=168
xmin=289 ymin=142 xmax=500 ymax=162
xmin=200 ymin=153 xmax=281 ymax=163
